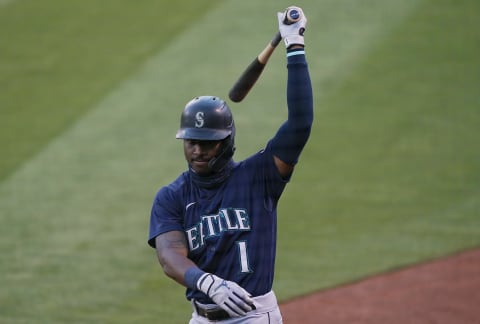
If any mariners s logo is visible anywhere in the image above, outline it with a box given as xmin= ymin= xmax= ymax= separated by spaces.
xmin=195 ymin=112 xmax=205 ymax=128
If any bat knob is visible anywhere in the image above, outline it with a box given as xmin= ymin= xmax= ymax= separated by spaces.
xmin=284 ymin=7 xmax=301 ymax=25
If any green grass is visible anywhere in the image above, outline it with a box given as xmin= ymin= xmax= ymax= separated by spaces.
xmin=0 ymin=0 xmax=222 ymax=181
xmin=1 ymin=0 xmax=479 ymax=323
xmin=276 ymin=0 xmax=480 ymax=292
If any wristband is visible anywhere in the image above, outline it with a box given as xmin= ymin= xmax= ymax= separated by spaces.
xmin=287 ymin=49 xmax=305 ymax=57
xmin=184 ymin=267 xmax=205 ymax=290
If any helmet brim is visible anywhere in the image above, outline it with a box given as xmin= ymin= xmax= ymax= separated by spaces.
xmin=175 ymin=128 xmax=231 ymax=141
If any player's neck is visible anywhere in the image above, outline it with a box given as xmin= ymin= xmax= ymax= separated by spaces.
xmin=189 ymin=160 xmax=235 ymax=189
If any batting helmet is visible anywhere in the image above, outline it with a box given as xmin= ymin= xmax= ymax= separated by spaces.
xmin=176 ymin=96 xmax=236 ymax=172
xmin=176 ymin=96 xmax=234 ymax=140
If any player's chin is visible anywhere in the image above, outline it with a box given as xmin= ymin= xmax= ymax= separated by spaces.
xmin=190 ymin=160 xmax=211 ymax=175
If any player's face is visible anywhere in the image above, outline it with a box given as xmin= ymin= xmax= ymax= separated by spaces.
xmin=183 ymin=139 xmax=222 ymax=175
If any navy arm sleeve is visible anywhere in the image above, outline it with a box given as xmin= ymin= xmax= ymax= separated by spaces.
xmin=270 ymin=48 xmax=313 ymax=165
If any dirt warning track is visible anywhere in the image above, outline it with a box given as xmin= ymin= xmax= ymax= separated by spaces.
xmin=280 ymin=248 xmax=480 ymax=324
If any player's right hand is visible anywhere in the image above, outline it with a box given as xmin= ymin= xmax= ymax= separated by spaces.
xmin=196 ymin=273 xmax=255 ymax=317
xmin=277 ymin=6 xmax=307 ymax=48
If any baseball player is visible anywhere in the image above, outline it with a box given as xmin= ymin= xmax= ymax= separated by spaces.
xmin=148 ymin=7 xmax=312 ymax=323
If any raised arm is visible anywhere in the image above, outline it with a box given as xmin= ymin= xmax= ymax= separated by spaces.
xmin=271 ymin=7 xmax=313 ymax=178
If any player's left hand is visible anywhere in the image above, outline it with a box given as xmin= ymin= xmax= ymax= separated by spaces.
xmin=197 ymin=273 xmax=255 ymax=317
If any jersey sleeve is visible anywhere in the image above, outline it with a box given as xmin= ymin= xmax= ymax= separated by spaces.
xmin=148 ymin=180 xmax=185 ymax=248
xmin=245 ymin=142 xmax=290 ymax=204
xmin=270 ymin=49 xmax=313 ymax=166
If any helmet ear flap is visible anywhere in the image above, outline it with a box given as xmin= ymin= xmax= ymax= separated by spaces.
xmin=208 ymin=128 xmax=236 ymax=172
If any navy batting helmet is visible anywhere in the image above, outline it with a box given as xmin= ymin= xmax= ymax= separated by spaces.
xmin=176 ymin=96 xmax=235 ymax=141
xmin=176 ymin=96 xmax=236 ymax=172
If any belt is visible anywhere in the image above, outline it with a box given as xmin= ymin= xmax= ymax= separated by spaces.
xmin=194 ymin=301 xmax=231 ymax=322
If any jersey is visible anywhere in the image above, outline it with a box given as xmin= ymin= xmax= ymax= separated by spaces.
xmin=148 ymin=141 xmax=289 ymax=303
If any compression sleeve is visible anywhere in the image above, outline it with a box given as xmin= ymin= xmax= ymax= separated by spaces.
xmin=270 ymin=48 xmax=313 ymax=165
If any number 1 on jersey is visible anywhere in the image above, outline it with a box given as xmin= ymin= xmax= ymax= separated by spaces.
xmin=236 ymin=241 xmax=252 ymax=273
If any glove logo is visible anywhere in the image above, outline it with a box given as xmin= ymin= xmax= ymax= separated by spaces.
xmin=195 ymin=111 xmax=205 ymax=128
xmin=217 ymin=280 xmax=230 ymax=291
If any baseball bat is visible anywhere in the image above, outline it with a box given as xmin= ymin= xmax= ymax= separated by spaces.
xmin=228 ymin=8 xmax=301 ymax=103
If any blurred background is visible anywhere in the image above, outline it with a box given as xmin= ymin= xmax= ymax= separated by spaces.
xmin=1 ymin=0 xmax=479 ymax=322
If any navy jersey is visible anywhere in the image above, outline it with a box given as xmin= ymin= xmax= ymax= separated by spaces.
xmin=148 ymin=141 xmax=288 ymax=303
xmin=149 ymin=49 xmax=312 ymax=305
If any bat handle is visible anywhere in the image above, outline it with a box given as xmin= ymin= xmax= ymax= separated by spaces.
xmin=271 ymin=31 xmax=282 ymax=47
xmin=257 ymin=32 xmax=282 ymax=64
xmin=270 ymin=6 xmax=301 ymax=47
xmin=227 ymin=8 xmax=301 ymax=103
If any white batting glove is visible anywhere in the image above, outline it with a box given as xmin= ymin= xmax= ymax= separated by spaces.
xmin=196 ymin=273 xmax=255 ymax=317
xmin=277 ymin=6 xmax=307 ymax=48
